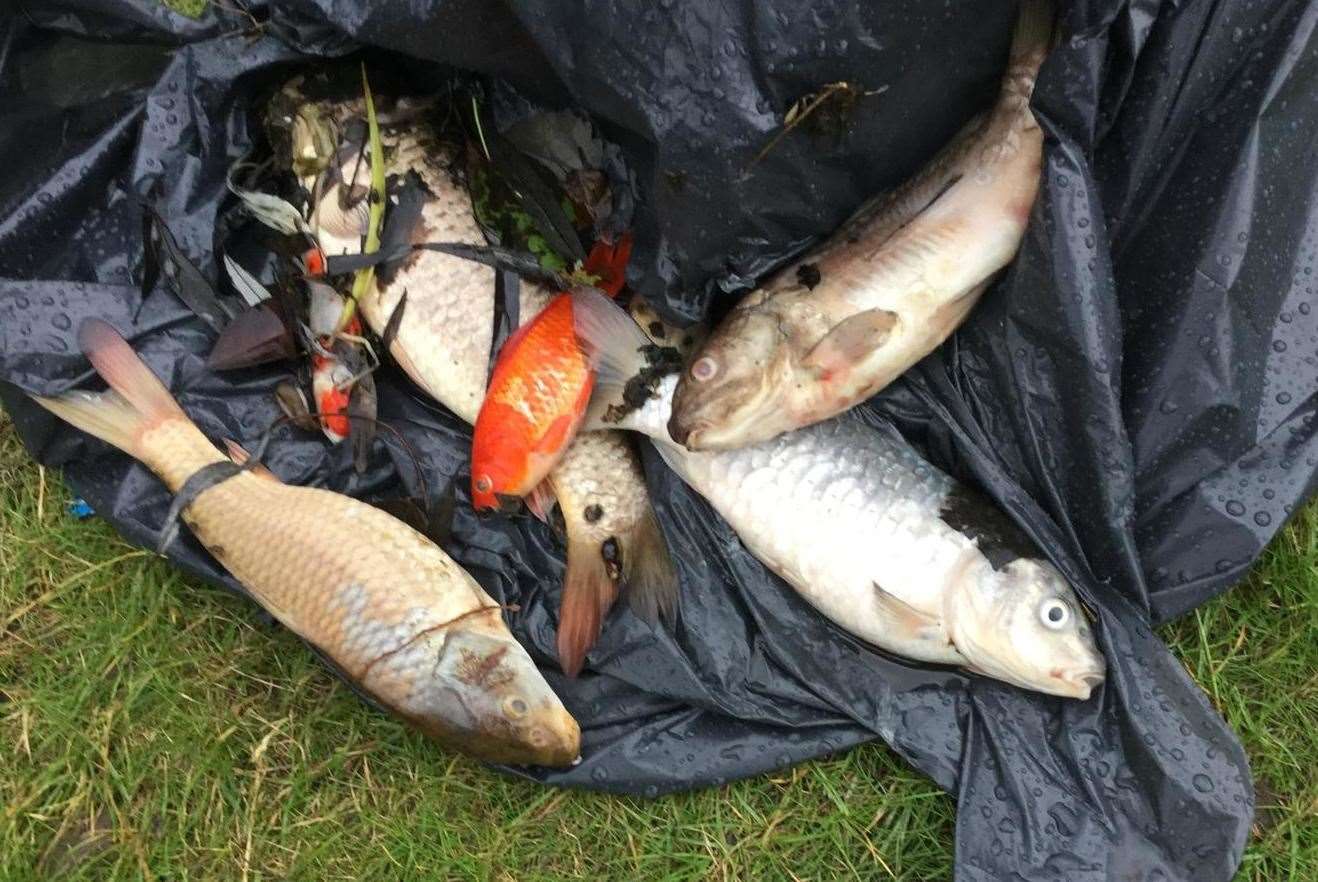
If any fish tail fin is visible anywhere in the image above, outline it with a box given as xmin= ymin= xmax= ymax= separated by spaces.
xmin=556 ymin=530 xmax=620 ymax=678
xmin=1002 ymin=0 xmax=1055 ymax=103
xmin=1012 ymin=0 xmax=1055 ymax=59
xmin=31 ymin=320 xmax=188 ymax=461
xmin=622 ymin=506 xmax=679 ymax=626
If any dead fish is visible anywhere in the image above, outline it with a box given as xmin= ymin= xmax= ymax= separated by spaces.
xmin=33 ymin=319 xmax=580 ymax=765
xmin=573 ymin=288 xmax=1105 ymax=699
xmin=669 ymin=0 xmax=1055 ymax=450
xmin=268 ymin=82 xmax=679 ymax=678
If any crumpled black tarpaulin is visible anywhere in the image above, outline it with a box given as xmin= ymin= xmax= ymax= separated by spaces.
xmin=3 ymin=2 xmax=1316 ymax=880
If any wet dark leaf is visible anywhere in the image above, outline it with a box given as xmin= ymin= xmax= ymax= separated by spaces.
xmin=206 ymin=304 xmax=297 ymax=370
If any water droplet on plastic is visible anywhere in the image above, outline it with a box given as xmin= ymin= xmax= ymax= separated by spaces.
xmin=643 ymin=784 xmax=659 ymax=798
xmin=51 ymin=313 xmax=72 ymax=331
xmin=994 ymin=786 xmax=1008 ymax=800
xmin=1272 ymin=340 xmax=1287 ymax=352
xmin=1263 ymin=488 xmax=1276 ymax=500
xmin=1253 ymin=511 xmax=1271 ymax=527
xmin=1299 ymin=302 xmax=1311 ymax=315
xmin=998 ymin=817 xmax=1016 ymax=834
xmin=1225 ymin=500 xmax=1246 ymax=516
xmin=1276 ymin=392 xmax=1292 ymax=404
xmin=591 ymin=767 xmax=609 ymax=783
xmin=1171 ymin=748 xmax=1185 ymax=760
xmin=1159 ymin=400 xmax=1178 ymax=414
xmin=16 ymin=295 xmax=30 ymax=308
xmin=1192 ymin=774 xmax=1214 ymax=793
xmin=1280 ymin=312 xmax=1293 ymax=323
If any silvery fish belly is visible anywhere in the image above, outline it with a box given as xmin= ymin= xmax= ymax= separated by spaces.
xmin=668 ymin=0 xmax=1054 ymax=450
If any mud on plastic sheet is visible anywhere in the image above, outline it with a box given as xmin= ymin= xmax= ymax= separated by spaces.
xmin=4 ymin=2 xmax=1317 ymax=880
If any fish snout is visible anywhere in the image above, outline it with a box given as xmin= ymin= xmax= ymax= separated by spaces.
xmin=526 ymin=704 xmax=582 ymax=767
xmin=667 ymin=412 xmax=696 ymax=447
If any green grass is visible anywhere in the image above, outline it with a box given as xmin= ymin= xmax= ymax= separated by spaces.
xmin=1 ymin=412 xmax=1315 ymax=881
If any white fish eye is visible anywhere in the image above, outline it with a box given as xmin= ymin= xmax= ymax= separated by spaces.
xmin=691 ymin=356 xmax=718 ymax=382
xmin=474 ymin=475 xmax=493 ymax=494
xmin=503 ymin=696 xmax=529 ymax=719
xmin=1039 ymin=599 xmax=1070 ymax=630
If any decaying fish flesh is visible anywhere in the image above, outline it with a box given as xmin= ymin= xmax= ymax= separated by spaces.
xmin=574 ymin=289 xmax=1104 ymax=699
xmin=669 ymin=0 xmax=1054 ymax=449
xmin=33 ymin=319 xmax=580 ymax=765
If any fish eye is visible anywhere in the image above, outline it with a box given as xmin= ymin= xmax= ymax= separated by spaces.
xmin=690 ymin=356 xmax=718 ymax=382
xmin=474 ymin=475 xmax=493 ymax=494
xmin=1039 ymin=599 xmax=1070 ymax=630
xmin=503 ymin=696 xmax=529 ymax=719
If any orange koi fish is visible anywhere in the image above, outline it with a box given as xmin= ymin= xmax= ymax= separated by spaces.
xmin=470 ymin=233 xmax=633 ymax=512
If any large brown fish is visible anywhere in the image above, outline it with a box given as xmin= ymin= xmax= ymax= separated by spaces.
xmin=33 ymin=320 xmax=580 ymax=766
xmin=266 ymin=82 xmax=677 ymax=677
xmin=669 ymin=0 xmax=1054 ymax=450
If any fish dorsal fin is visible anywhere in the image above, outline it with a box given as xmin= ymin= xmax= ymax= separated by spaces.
xmin=802 ymin=308 xmax=900 ymax=376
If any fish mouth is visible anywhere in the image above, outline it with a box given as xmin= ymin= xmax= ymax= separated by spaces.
xmin=1059 ymin=668 xmax=1106 ymax=700
xmin=667 ymin=413 xmax=707 ymax=448
xmin=494 ymin=493 xmax=525 ymax=515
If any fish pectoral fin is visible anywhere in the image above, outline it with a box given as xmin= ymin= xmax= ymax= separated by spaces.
xmin=872 ymin=582 xmax=947 ymax=644
xmin=802 ymin=308 xmax=900 ymax=376
xmin=526 ymin=479 xmax=557 ymax=524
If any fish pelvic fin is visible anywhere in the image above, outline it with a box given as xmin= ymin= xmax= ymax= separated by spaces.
xmin=31 ymin=320 xmax=189 ymax=461
xmin=622 ymin=506 xmax=679 ymax=626
xmin=557 ymin=530 xmax=622 ymax=678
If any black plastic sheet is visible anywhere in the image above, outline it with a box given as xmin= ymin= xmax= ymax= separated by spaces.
xmin=4 ymin=2 xmax=1316 ymax=880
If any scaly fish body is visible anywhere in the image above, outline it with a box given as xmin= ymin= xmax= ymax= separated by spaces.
xmin=471 ymin=295 xmax=595 ymax=511
xmin=471 ymin=233 xmax=634 ymax=511
xmin=34 ymin=320 xmax=580 ymax=765
xmin=669 ymin=0 xmax=1053 ymax=450
xmin=574 ymin=289 xmax=1104 ymax=699
xmin=267 ymin=84 xmax=676 ymax=675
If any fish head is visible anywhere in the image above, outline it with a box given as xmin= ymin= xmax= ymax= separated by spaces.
xmin=470 ymin=411 xmax=535 ymax=513
xmin=669 ymin=307 xmax=797 ymax=449
xmin=949 ymin=558 xmax=1106 ymax=700
xmin=411 ymin=626 xmax=581 ymax=767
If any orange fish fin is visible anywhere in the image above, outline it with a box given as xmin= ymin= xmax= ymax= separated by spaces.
xmin=583 ymin=230 xmax=634 ymax=298
xmin=532 ymin=410 xmax=579 ymax=460
xmin=30 ymin=320 xmax=188 ymax=461
xmin=557 ymin=532 xmax=621 ymax=678
xmin=526 ymin=479 xmax=557 ymax=523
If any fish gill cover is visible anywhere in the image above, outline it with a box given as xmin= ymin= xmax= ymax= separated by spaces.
xmin=2 ymin=1 xmax=1316 ymax=880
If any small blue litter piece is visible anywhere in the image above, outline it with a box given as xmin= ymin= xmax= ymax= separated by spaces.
xmin=66 ymin=498 xmax=95 ymax=519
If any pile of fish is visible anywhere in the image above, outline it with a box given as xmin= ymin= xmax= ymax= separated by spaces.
xmin=31 ymin=0 xmax=1104 ymax=768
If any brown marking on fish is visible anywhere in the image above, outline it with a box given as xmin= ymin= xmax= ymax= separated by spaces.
xmin=455 ymin=644 xmax=513 ymax=689
xmin=796 ymin=263 xmax=822 ymax=290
